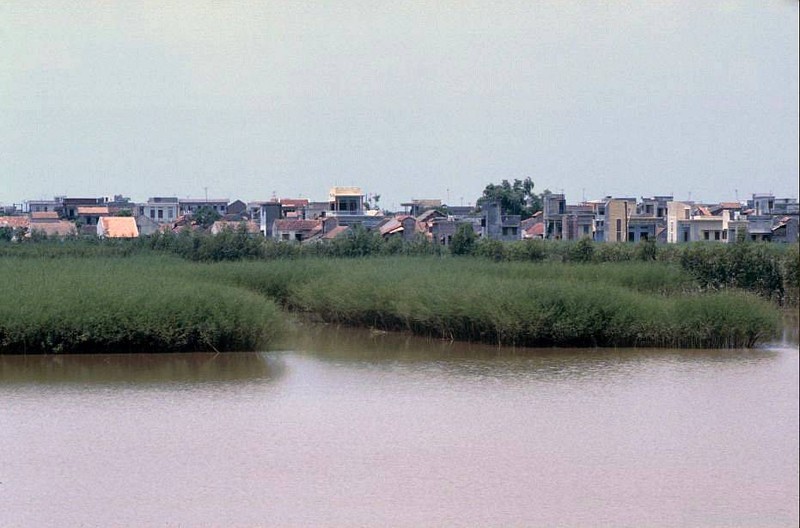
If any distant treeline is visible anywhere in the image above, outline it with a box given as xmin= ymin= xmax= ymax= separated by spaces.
xmin=1 ymin=226 xmax=798 ymax=305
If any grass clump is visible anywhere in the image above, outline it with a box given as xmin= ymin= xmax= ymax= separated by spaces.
xmin=0 ymin=257 xmax=283 ymax=353
xmin=0 ymin=251 xmax=783 ymax=352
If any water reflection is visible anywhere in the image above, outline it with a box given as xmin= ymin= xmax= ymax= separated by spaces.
xmin=0 ymin=352 xmax=283 ymax=386
xmin=782 ymin=310 xmax=799 ymax=346
xmin=282 ymin=322 xmax=783 ymax=383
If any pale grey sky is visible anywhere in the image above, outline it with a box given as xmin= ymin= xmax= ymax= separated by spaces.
xmin=1 ymin=1 xmax=798 ymax=209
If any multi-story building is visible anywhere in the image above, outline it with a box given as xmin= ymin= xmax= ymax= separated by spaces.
xmin=541 ymin=191 xmax=566 ymax=239
xmin=179 ymin=198 xmax=228 ymax=216
xmin=137 ymin=197 xmax=179 ymax=224
xmin=603 ymin=198 xmax=637 ymax=242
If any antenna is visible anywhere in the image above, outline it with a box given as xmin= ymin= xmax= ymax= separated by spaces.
xmin=203 ymin=186 xmax=208 ymax=202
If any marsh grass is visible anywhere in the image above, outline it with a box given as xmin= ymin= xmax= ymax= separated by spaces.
xmin=0 ymin=256 xmax=283 ymax=353
xmin=0 ymin=253 xmax=782 ymax=352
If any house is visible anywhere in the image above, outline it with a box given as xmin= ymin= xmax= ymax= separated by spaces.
xmin=379 ymin=215 xmax=420 ymax=241
xmin=0 ymin=216 xmax=30 ymax=228
xmin=256 ymin=202 xmax=282 ymax=237
xmin=329 ymin=187 xmax=364 ymax=216
xmin=563 ymin=204 xmax=595 ymax=240
xmin=280 ymin=199 xmax=309 ymax=219
xmin=30 ymin=212 xmax=59 ymax=222
xmin=137 ymin=197 xmax=179 ymax=224
xmin=523 ymin=222 xmax=545 ymax=239
xmin=25 ymin=198 xmax=62 ymax=215
xmin=481 ymin=199 xmax=520 ymax=241
xmin=226 ymin=200 xmax=248 ymax=217
xmin=304 ymin=217 xmax=350 ymax=243
xmin=135 ymin=215 xmax=161 ymax=236
xmin=97 ymin=216 xmax=139 ymax=238
xmin=61 ymin=197 xmax=107 ymax=220
xmin=667 ymin=201 xmax=744 ymax=243
xmin=603 ymin=198 xmax=637 ymax=242
xmin=304 ymin=201 xmax=329 ymax=220
xmin=179 ymin=198 xmax=228 ymax=216
xmin=400 ymin=199 xmax=442 ymax=217
xmin=428 ymin=218 xmax=463 ymax=246
xmin=542 ymin=191 xmax=567 ymax=239
xmin=272 ymin=219 xmax=322 ymax=242
xmin=772 ymin=216 xmax=799 ymax=243
xmin=76 ymin=206 xmax=110 ymax=226
xmin=30 ymin=220 xmax=76 ymax=238
xmin=325 ymin=186 xmax=384 ymax=228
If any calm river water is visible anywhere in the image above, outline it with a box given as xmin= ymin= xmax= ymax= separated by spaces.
xmin=1 ymin=319 xmax=798 ymax=527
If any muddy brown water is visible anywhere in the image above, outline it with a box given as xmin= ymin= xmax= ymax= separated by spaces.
xmin=1 ymin=320 xmax=798 ymax=527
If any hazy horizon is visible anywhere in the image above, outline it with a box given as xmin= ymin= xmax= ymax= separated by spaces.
xmin=2 ymin=1 xmax=798 ymax=210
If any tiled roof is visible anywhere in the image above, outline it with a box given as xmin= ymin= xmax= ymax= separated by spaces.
xmin=280 ymin=199 xmax=309 ymax=207
xmin=0 ymin=216 xmax=31 ymax=229
xmin=31 ymin=211 xmax=59 ymax=221
xmin=30 ymin=221 xmax=75 ymax=237
xmin=99 ymin=217 xmax=139 ymax=238
xmin=322 ymin=226 xmax=349 ymax=239
xmin=274 ymin=219 xmax=321 ymax=232
xmin=525 ymin=223 xmax=544 ymax=237
xmin=77 ymin=206 xmax=109 ymax=215
xmin=379 ymin=218 xmax=402 ymax=236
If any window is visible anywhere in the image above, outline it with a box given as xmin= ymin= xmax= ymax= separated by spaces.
xmin=281 ymin=233 xmax=289 ymax=241
xmin=683 ymin=231 xmax=689 ymax=242
xmin=714 ymin=231 xmax=720 ymax=240
xmin=150 ymin=209 xmax=155 ymax=219
xmin=157 ymin=209 xmax=163 ymax=219
xmin=168 ymin=209 xmax=174 ymax=219
xmin=628 ymin=232 xmax=635 ymax=242
xmin=703 ymin=231 xmax=710 ymax=240
xmin=616 ymin=219 xmax=622 ymax=241
xmin=722 ymin=230 xmax=727 ymax=240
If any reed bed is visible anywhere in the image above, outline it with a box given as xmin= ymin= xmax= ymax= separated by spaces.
xmin=276 ymin=258 xmax=779 ymax=348
xmin=0 ymin=254 xmax=781 ymax=352
xmin=0 ymin=256 xmax=283 ymax=353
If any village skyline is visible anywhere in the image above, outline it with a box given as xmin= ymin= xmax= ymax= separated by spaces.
xmin=2 ymin=2 xmax=798 ymax=208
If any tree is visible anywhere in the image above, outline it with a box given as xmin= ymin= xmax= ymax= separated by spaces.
xmin=477 ymin=177 xmax=541 ymax=219
xmin=193 ymin=206 xmax=221 ymax=229
xmin=450 ymin=223 xmax=476 ymax=255
xmin=366 ymin=193 xmax=381 ymax=211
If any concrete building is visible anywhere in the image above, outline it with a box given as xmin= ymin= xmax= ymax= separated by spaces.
xmin=603 ymin=198 xmax=637 ymax=242
xmin=179 ymin=198 xmax=228 ymax=216
xmin=137 ymin=197 xmax=179 ymax=224
xmin=481 ymin=199 xmax=520 ymax=241
xmin=541 ymin=191 xmax=566 ymax=239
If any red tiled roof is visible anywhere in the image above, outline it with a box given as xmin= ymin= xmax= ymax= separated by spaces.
xmin=30 ymin=220 xmax=75 ymax=237
xmin=77 ymin=206 xmax=110 ymax=215
xmin=525 ymin=223 xmax=544 ymax=237
xmin=274 ymin=219 xmax=320 ymax=232
xmin=322 ymin=226 xmax=349 ymax=239
xmin=99 ymin=217 xmax=139 ymax=238
xmin=31 ymin=211 xmax=59 ymax=220
xmin=280 ymin=199 xmax=309 ymax=207
xmin=0 ymin=216 xmax=30 ymax=229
